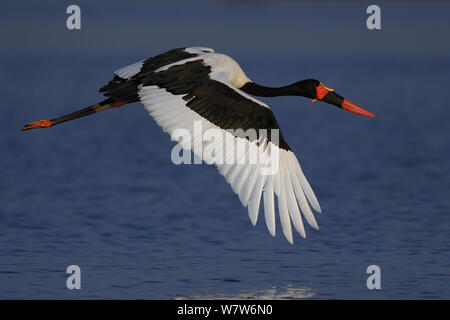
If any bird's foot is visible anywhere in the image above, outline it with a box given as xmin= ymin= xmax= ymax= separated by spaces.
xmin=21 ymin=119 xmax=53 ymax=131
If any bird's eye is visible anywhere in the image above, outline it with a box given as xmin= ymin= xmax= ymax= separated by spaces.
xmin=314 ymin=81 xmax=320 ymax=87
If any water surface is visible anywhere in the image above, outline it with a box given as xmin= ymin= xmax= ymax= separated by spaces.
xmin=0 ymin=1 xmax=449 ymax=299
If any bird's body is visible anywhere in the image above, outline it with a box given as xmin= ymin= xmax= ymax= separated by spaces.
xmin=22 ymin=47 xmax=376 ymax=244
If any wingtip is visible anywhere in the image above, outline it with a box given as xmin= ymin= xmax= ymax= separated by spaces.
xmin=249 ymin=215 xmax=258 ymax=226
xmin=313 ymin=203 xmax=322 ymax=214
xmin=308 ymin=215 xmax=320 ymax=230
xmin=284 ymin=230 xmax=294 ymax=244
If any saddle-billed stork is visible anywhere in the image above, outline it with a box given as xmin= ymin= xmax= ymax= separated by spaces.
xmin=22 ymin=47 xmax=376 ymax=244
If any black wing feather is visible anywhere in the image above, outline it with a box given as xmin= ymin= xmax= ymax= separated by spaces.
xmin=99 ymin=48 xmax=197 ymax=102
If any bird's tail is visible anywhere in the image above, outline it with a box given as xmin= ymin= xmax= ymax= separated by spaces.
xmin=21 ymin=98 xmax=128 ymax=131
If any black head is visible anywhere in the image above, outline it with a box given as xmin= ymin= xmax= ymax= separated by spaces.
xmin=290 ymin=79 xmax=319 ymax=99
xmin=292 ymin=79 xmax=337 ymax=100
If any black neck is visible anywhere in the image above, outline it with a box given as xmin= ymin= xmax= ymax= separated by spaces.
xmin=240 ymin=80 xmax=312 ymax=98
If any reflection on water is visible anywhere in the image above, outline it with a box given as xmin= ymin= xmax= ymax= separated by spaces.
xmin=174 ymin=285 xmax=315 ymax=300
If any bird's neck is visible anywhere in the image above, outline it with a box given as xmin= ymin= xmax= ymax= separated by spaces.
xmin=240 ymin=81 xmax=308 ymax=97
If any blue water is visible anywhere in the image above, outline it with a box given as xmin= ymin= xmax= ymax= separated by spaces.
xmin=0 ymin=1 xmax=449 ymax=299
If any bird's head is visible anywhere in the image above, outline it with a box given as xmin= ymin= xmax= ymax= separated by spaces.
xmin=296 ymin=79 xmax=376 ymax=118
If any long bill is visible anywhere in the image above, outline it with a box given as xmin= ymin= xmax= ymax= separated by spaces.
xmin=322 ymin=91 xmax=376 ymax=118
xmin=21 ymin=99 xmax=127 ymax=131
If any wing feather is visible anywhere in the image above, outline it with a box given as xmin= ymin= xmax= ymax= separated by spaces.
xmin=282 ymin=154 xmax=306 ymax=238
xmin=247 ymin=168 xmax=266 ymax=223
xmin=263 ymin=177 xmax=276 ymax=235
xmin=277 ymin=164 xmax=294 ymax=244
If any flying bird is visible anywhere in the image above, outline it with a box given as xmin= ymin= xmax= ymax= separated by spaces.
xmin=22 ymin=47 xmax=376 ymax=243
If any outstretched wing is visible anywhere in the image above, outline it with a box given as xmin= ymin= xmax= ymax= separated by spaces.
xmin=101 ymin=47 xmax=321 ymax=243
